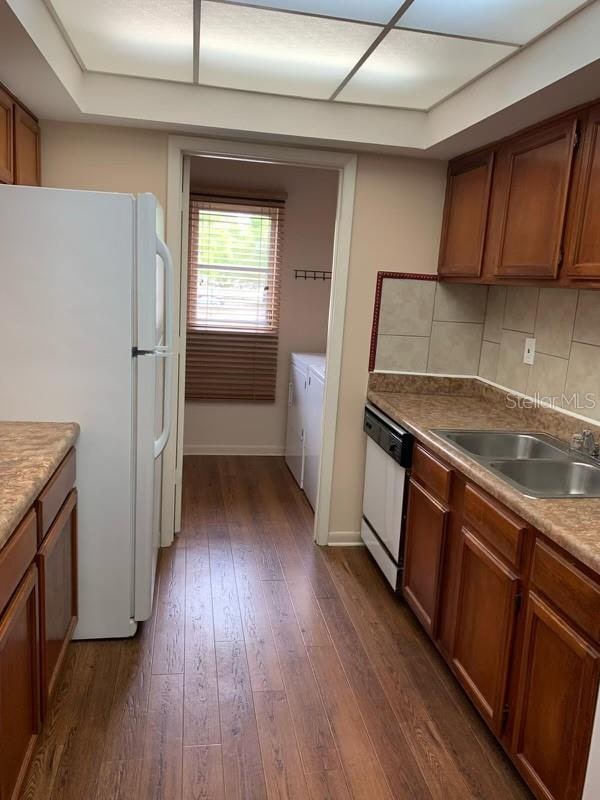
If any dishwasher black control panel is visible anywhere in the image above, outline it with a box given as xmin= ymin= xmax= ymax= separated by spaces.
xmin=364 ymin=405 xmax=413 ymax=468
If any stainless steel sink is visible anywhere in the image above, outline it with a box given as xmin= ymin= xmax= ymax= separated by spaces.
xmin=489 ymin=459 xmax=600 ymax=498
xmin=434 ymin=430 xmax=569 ymax=460
xmin=432 ymin=428 xmax=600 ymax=498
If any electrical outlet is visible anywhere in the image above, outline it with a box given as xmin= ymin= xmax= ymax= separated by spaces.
xmin=524 ymin=337 xmax=536 ymax=365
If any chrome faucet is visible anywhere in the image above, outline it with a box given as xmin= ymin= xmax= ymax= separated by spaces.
xmin=570 ymin=429 xmax=600 ymax=460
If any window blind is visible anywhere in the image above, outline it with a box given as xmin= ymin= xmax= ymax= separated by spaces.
xmin=186 ymin=194 xmax=284 ymax=402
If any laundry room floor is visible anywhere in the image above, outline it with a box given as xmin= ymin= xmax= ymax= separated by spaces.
xmin=21 ymin=456 xmax=531 ymax=799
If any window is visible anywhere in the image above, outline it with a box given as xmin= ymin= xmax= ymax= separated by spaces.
xmin=186 ymin=194 xmax=284 ymax=401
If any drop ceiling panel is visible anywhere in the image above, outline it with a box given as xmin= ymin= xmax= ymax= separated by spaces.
xmin=198 ymin=2 xmax=381 ymax=98
xmin=337 ymin=28 xmax=516 ymax=109
xmin=397 ymin=0 xmax=588 ymax=45
xmin=218 ymin=0 xmax=401 ymax=24
xmin=50 ymin=0 xmax=194 ymax=81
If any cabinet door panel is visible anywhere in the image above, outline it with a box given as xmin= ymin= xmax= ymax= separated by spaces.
xmin=438 ymin=151 xmax=494 ymax=278
xmin=452 ymin=527 xmax=519 ymax=734
xmin=511 ymin=592 xmax=599 ymax=800
xmin=0 ymin=565 xmax=40 ymax=800
xmin=0 ymin=87 xmax=13 ymax=184
xmin=402 ymin=478 xmax=448 ymax=637
xmin=13 ymin=105 xmax=40 ymax=187
xmin=494 ymin=117 xmax=578 ymax=279
xmin=565 ymin=104 xmax=600 ymax=279
xmin=38 ymin=489 xmax=77 ymax=716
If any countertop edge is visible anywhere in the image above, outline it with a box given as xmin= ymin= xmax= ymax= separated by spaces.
xmin=0 ymin=422 xmax=80 ymax=550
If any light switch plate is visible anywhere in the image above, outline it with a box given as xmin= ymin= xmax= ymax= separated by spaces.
xmin=524 ymin=337 xmax=536 ymax=365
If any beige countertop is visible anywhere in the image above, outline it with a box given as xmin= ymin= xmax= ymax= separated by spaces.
xmin=0 ymin=422 xmax=80 ymax=550
xmin=368 ymin=383 xmax=600 ymax=576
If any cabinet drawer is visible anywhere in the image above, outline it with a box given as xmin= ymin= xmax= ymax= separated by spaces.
xmin=37 ymin=448 xmax=75 ymax=544
xmin=0 ymin=509 xmax=37 ymax=615
xmin=412 ymin=444 xmax=452 ymax=502
xmin=463 ymin=483 xmax=527 ymax=569
xmin=531 ymin=538 xmax=600 ymax=643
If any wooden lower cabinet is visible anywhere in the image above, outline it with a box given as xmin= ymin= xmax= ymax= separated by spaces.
xmin=0 ymin=448 xmax=77 ymax=796
xmin=402 ymin=441 xmax=600 ymax=800
xmin=511 ymin=592 xmax=600 ymax=800
xmin=452 ymin=526 xmax=520 ymax=734
xmin=0 ymin=565 xmax=40 ymax=800
xmin=402 ymin=477 xmax=448 ymax=637
xmin=37 ymin=489 xmax=77 ymax=716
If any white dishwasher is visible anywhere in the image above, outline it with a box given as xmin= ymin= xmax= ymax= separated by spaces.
xmin=361 ymin=403 xmax=413 ymax=590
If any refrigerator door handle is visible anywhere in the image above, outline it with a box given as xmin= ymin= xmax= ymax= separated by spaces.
xmin=154 ymin=235 xmax=175 ymax=458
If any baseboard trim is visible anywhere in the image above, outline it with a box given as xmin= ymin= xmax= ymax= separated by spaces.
xmin=184 ymin=444 xmax=285 ymax=456
xmin=327 ymin=530 xmax=363 ymax=546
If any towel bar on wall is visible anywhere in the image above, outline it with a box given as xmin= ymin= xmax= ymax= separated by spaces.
xmin=294 ymin=269 xmax=332 ymax=281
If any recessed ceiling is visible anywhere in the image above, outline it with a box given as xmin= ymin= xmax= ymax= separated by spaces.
xmin=45 ymin=0 xmax=591 ymax=109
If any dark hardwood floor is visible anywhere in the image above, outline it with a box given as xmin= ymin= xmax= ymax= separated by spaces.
xmin=20 ymin=455 xmax=532 ymax=799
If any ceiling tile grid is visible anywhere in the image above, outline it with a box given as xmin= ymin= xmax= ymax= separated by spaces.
xmin=336 ymin=28 xmax=516 ymax=109
xmin=46 ymin=0 xmax=591 ymax=109
xmin=50 ymin=0 xmax=195 ymax=82
xmin=198 ymin=2 xmax=382 ymax=98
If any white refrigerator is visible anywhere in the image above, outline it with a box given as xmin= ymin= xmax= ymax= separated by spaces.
xmin=0 ymin=185 xmax=174 ymax=639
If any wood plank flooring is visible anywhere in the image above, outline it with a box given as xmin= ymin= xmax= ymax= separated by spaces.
xmin=21 ymin=455 xmax=532 ymax=799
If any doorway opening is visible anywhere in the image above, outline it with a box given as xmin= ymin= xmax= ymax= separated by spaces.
xmin=164 ymin=137 xmax=357 ymax=547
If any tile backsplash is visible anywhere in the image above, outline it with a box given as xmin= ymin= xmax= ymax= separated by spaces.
xmin=480 ymin=286 xmax=600 ymax=421
xmin=375 ymin=281 xmax=487 ymax=375
xmin=374 ymin=278 xmax=600 ymax=422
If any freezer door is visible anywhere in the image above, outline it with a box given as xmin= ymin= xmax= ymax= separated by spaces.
xmin=137 ymin=193 xmax=165 ymax=351
xmin=136 ymin=193 xmax=174 ymax=456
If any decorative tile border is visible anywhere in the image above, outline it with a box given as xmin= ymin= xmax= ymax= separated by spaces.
xmin=368 ymin=271 xmax=439 ymax=372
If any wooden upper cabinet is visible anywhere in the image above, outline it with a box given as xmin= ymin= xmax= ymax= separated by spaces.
xmin=13 ymin=105 xmax=40 ymax=187
xmin=511 ymin=592 xmax=599 ymax=800
xmin=490 ymin=116 xmax=578 ymax=280
xmin=0 ymin=86 xmax=13 ymax=184
xmin=438 ymin=151 xmax=494 ymax=278
xmin=402 ymin=477 xmax=448 ymax=638
xmin=564 ymin=104 xmax=600 ymax=280
xmin=452 ymin=526 xmax=520 ymax=735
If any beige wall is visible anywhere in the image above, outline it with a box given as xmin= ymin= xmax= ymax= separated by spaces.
xmin=40 ymin=120 xmax=448 ymax=537
xmin=329 ymin=154 xmax=447 ymax=535
xmin=41 ymin=120 xmax=168 ymax=207
xmin=184 ymin=157 xmax=338 ymax=453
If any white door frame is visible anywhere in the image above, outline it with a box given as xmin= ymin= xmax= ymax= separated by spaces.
xmin=164 ymin=135 xmax=357 ymax=547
